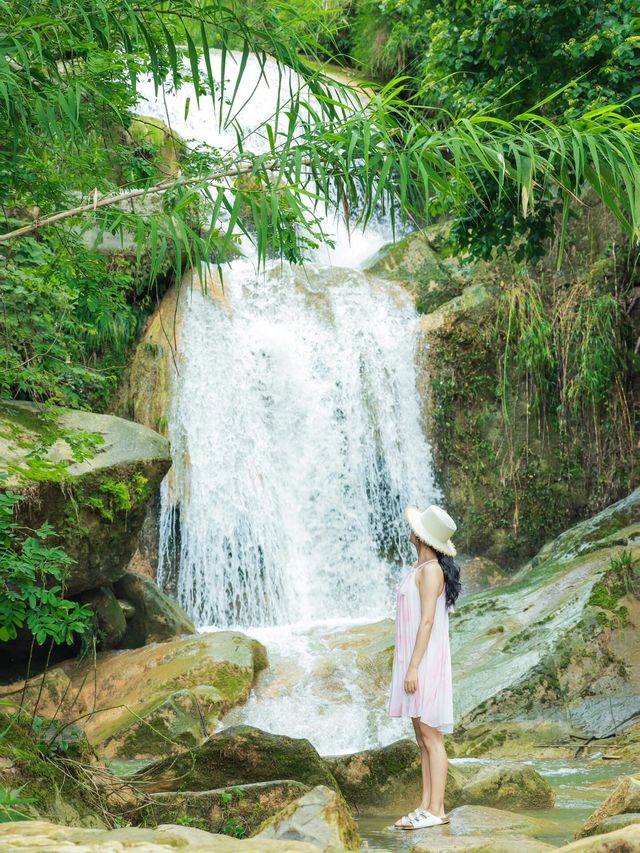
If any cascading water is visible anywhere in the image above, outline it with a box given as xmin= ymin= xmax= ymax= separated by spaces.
xmin=140 ymin=51 xmax=440 ymax=753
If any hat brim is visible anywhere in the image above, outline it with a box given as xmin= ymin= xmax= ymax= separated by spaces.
xmin=404 ymin=505 xmax=457 ymax=558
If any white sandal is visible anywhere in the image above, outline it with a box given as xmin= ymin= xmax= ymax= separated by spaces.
xmin=392 ymin=808 xmax=430 ymax=830
xmin=392 ymin=809 xmax=450 ymax=830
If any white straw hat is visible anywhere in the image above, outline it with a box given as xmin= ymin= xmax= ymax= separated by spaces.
xmin=404 ymin=504 xmax=457 ymax=557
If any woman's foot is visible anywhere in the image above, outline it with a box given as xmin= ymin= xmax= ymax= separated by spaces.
xmin=393 ymin=808 xmax=429 ymax=829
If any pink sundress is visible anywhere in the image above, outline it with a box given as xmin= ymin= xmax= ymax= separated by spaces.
xmin=387 ymin=565 xmax=454 ymax=732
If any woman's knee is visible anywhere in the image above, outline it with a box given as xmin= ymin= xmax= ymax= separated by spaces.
xmin=420 ymin=724 xmax=443 ymax=749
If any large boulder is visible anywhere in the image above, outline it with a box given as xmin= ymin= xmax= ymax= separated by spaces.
xmin=0 ymin=631 xmax=267 ymax=759
xmin=134 ymin=726 xmax=338 ymax=794
xmin=255 ymin=785 xmax=359 ymax=852
xmin=114 ymin=571 xmax=195 ymax=647
xmin=146 ymin=781 xmax=311 ymax=837
xmin=0 ymin=400 xmax=171 ymax=596
xmin=451 ymin=490 xmax=640 ymax=737
xmin=577 ymin=776 xmax=640 ymax=838
xmin=0 ymin=820 xmax=323 ymax=851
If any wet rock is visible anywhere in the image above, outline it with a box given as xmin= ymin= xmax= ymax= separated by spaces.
xmin=325 ymin=739 xmax=465 ymax=815
xmin=0 ymin=631 xmax=267 ymax=759
xmin=558 ymin=822 xmax=640 ymax=851
xmin=146 ymin=781 xmax=311 ymax=836
xmin=134 ymin=726 xmax=338 ymax=794
xmin=114 ymin=572 xmax=195 ymax=648
xmin=0 ymin=400 xmax=171 ymax=598
xmin=442 ymin=804 xmax=553 ymax=837
xmin=412 ymin=834 xmax=555 ymax=853
xmin=255 ymin=785 xmax=359 ymax=852
xmin=78 ymin=586 xmax=127 ymax=649
xmin=577 ymin=776 xmax=640 ymax=837
xmin=0 ymin=819 xmax=323 ymax=851
xmin=460 ymin=763 xmax=555 ymax=809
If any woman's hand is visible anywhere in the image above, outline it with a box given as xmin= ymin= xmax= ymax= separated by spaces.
xmin=404 ymin=665 xmax=418 ymax=694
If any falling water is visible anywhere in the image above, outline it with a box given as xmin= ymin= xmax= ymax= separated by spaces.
xmin=141 ymin=51 xmax=440 ymax=751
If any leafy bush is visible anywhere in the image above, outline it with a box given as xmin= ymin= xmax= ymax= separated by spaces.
xmin=0 ymin=488 xmax=93 ymax=647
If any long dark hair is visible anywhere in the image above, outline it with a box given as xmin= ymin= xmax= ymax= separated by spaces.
xmin=434 ymin=549 xmax=462 ymax=609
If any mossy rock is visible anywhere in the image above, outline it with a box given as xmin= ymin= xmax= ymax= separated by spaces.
xmin=0 ymin=400 xmax=171 ymax=600
xmin=0 ymin=631 xmax=267 ymax=760
xmin=113 ymin=572 xmax=195 ymax=648
xmin=144 ymin=780 xmax=311 ymax=837
xmin=129 ymin=115 xmax=186 ymax=177
xmin=558 ymin=823 xmax=640 ymax=851
xmin=254 ymin=784 xmax=360 ymax=852
xmin=460 ymin=764 xmax=555 ymax=810
xmin=133 ymin=725 xmax=338 ymax=794
xmin=0 ymin=713 xmax=105 ymax=827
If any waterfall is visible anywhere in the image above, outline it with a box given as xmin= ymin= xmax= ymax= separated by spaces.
xmin=159 ymin=262 xmax=436 ymax=628
xmin=140 ymin=50 xmax=440 ymax=751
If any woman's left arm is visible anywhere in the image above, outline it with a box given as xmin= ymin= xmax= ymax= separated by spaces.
xmin=404 ymin=565 xmax=440 ymax=694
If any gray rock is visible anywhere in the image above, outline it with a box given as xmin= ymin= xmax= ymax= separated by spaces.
xmin=77 ymin=586 xmax=127 ymax=649
xmin=255 ymin=785 xmax=359 ymax=852
xmin=113 ymin=572 xmax=195 ymax=648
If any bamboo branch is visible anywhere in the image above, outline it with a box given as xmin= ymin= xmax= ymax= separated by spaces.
xmin=0 ymin=158 xmax=295 ymax=243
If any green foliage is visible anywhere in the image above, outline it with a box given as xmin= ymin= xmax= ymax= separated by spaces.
xmin=86 ymin=474 xmax=149 ymax=521
xmin=0 ymin=785 xmax=34 ymax=822
xmin=0 ymin=233 xmax=148 ymax=409
xmin=0 ymin=487 xmax=93 ymax=646
xmin=343 ymin=0 xmax=640 ymax=257
xmin=588 ymin=550 xmax=639 ymax=628
xmin=1 ymin=0 xmax=639 ymax=284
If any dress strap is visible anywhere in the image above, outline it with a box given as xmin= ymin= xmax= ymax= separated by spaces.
xmin=414 ymin=558 xmax=440 ymax=570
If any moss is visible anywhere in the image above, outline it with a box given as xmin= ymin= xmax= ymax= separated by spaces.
xmin=0 ymin=713 xmax=103 ymax=826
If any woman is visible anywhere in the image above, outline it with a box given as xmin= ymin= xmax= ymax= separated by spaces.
xmin=388 ymin=504 xmax=462 ymax=830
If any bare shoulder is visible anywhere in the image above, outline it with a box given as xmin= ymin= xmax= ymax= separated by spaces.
xmin=415 ymin=560 xmax=444 ymax=590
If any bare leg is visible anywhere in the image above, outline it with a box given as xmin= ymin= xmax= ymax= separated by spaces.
xmin=418 ymin=721 xmax=448 ymax=817
xmin=412 ymin=717 xmax=431 ymax=810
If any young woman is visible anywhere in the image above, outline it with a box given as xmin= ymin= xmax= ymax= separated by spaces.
xmin=388 ymin=504 xmax=462 ymax=830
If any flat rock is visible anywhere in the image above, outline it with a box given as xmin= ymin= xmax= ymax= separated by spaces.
xmin=255 ymin=785 xmax=359 ymax=852
xmin=0 ymin=819 xmax=323 ymax=851
xmin=443 ymin=804 xmax=552 ymax=836
xmin=412 ymin=834 xmax=555 ymax=853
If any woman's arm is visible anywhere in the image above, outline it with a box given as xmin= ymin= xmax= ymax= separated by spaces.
xmin=404 ymin=564 xmax=441 ymax=694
